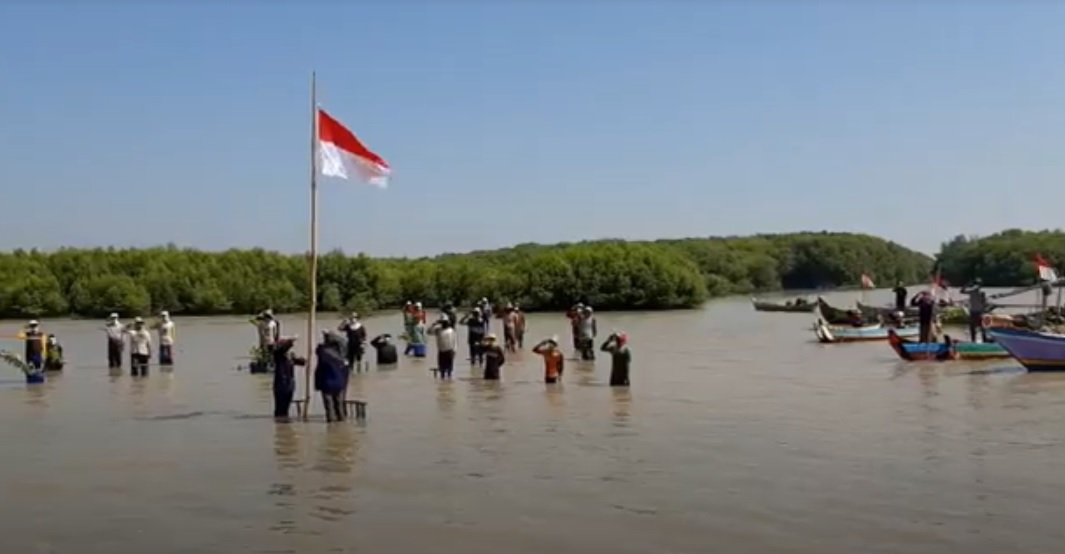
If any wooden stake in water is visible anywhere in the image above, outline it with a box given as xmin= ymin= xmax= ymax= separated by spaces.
xmin=304 ymin=70 xmax=319 ymax=420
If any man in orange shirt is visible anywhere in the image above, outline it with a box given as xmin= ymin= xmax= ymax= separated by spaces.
xmin=532 ymin=336 xmax=565 ymax=384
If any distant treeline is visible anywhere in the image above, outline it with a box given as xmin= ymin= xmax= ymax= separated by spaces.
xmin=937 ymin=229 xmax=1065 ymax=287
xmin=0 ymin=232 xmax=937 ymax=318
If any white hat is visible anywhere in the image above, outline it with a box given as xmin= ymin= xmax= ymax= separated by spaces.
xmin=108 ymin=313 xmax=119 ymax=319
xmin=134 ymin=317 xmax=144 ymax=323
xmin=160 ymin=310 xmax=170 ymax=317
xmin=28 ymin=320 xmax=39 ymax=326
xmin=415 ymin=301 xmax=423 ymax=308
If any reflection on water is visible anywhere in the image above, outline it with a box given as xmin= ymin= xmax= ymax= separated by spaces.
xmin=0 ymin=302 xmax=1063 ymax=554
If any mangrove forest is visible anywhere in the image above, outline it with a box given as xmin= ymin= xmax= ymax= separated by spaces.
xmin=0 ymin=231 xmax=939 ymax=318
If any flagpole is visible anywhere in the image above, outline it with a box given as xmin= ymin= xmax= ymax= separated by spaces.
xmin=304 ymin=70 xmax=319 ymax=420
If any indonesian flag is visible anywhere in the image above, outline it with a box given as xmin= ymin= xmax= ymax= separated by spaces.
xmin=1035 ymin=253 xmax=1057 ymax=281
xmin=860 ymin=273 xmax=875 ymax=289
xmin=318 ymin=108 xmax=391 ymax=187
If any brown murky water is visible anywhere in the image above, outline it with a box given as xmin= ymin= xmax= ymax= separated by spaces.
xmin=0 ymin=290 xmax=1063 ymax=554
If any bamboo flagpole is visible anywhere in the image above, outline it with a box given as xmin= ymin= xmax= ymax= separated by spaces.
xmin=304 ymin=74 xmax=392 ymax=420
xmin=304 ymin=70 xmax=319 ymax=419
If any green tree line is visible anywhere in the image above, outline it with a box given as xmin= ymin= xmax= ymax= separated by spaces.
xmin=936 ymin=229 xmax=1065 ymax=287
xmin=0 ymin=232 xmax=933 ymax=318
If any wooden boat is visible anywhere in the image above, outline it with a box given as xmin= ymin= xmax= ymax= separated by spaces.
xmin=855 ymin=301 xmax=971 ymax=326
xmin=813 ymin=319 xmax=920 ymax=344
xmin=986 ymin=327 xmax=1065 ymax=372
xmin=751 ymin=298 xmax=816 ymax=313
xmin=816 ymin=297 xmax=867 ymax=325
xmin=886 ymin=329 xmax=1009 ymax=361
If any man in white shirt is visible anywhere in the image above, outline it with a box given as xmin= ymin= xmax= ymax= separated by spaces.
xmin=155 ymin=311 xmax=176 ymax=366
xmin=103 ymin=313 xmax=125 ymax=369
xmin=430 ymin=318 xmax=457 ymax=379
xmin=127 ymin=317 xmax=152 ymax=377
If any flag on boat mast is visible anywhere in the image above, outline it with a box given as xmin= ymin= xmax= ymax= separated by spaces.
xmin=1035 ymin=253 xmax=1057 ymax=281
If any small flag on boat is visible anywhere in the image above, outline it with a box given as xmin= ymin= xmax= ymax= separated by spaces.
xmin=1035 ymin=254 xmax=1057 ymax=281
xmin=318 ymin=108 xmax=391 ymax=187
xmin=860 ymin=273 xmax=875 ymax=289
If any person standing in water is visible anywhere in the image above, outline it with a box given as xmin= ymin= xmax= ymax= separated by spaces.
xmin=566 ymin=303 xmax=584 ymax=356
xmin=532 ymin=336 xmax=564 ymax=384
xmin=503 ymin=304 xmax=519 ymax=353
xmin=910 ymin=290 xmax=937 ymax=343
xmin=253 ymin=310 xmax=280 ymax=356
xmin=893 ymin=281 xmax=908 ymax=312
xmin=600 ymin=332 xmax=632 ymax=387
xmin=429 ymin=318 xmax=457 ymax=379
xmin=461 ymin=307 xmax=487 ymax=366
xmin=154 ymin=311 xmax=176 ymax=366
xmin=44 ymin=334 xmax=64 ymax=371
xmin=479 ymin=298 xmax=493 ymax=333
xmin=18 ymin=320 xmax=45 ymax=372
xmin=103 ymin=313 xmax=125 ymax=369
xmin=271 ymin=336 xmax=305 ymax=420
xmin=314 ymin=331 xmax=349 ymax=422
xmin=338 ymin=312 xmax=368 ymax=370
xmin=514 ymin=305 xmax=527 ymax=349
xmin=481 ymin=334 xmax=506 ymax=380
xmin=577 ymin=306 xmax=598 ymax=360
xmin=370 ymin=334 xmax=398 ymax=366
xmin=960 ymin=278 xmax=988 ymax=342
xmin=440 ymin=302 xmax=458 ymax=326
xmin=127 ymin=317 xmax=152 ymax=376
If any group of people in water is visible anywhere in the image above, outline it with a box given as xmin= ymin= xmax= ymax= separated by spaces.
xmin=8 ymin=311 xmax=177 ymax=376
xmin=252 ymin=299 xmax=633 ymax=423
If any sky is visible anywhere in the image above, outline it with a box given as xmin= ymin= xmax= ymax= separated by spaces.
xmin=3 ymin=1 xmax=1065 ymax=258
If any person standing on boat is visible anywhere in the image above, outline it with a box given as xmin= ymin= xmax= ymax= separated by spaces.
xmin=17 ymin=320 xmax=46 ymax=371
xmin=154 ymin=311 xmax=176 ymax=366
xmin=460 ymin=307 xmax=487 ymax=366
xmin=103 ymin=313 xmax=126 ymax=369
xmin=126 ymin=317 xmax=152 ymax=376
xmin=960 ymin=278 xmax=989 ymax=342
xmin=532 ymin=336 xmax=564 ymax=384
xmin=314 ymin=331 xmax=349 ymax=422
xmin=338 ymin=312 xmax=367 ymax=370
xmin=893 ymin=281 xmax=908 ymax=312
xmin=910 ymin=291 xmax=937 ymax=343
xmin=600 ymin=332 xmax=632 ymax=387
xmin=482 ymin=334 xmax=506 ymax=380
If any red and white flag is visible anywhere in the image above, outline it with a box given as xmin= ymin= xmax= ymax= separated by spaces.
xmin=860 ymin=273 xmax=875 ymax=289
xmin=318 ymin=108 xmax=391 ymax=187
xmin=1035 ymin=254 xmax=1057 ymax=281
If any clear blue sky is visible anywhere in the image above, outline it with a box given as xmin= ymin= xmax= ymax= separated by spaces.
xmin=3 ymin=2 xmax=1065 ymax=257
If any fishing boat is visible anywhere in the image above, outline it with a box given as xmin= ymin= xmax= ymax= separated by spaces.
xmin=986 ymin=327 xmax=1065 ymax=372
xmin=886 ymin=329 xmax=1009 ymax=361
xmin=815 ymin=297 xmax=867 ymax=325
xmin=813 ymin=319 xmax=919 ymax=344
xmin=855 ymin=301 xmax=971 ymax=326
xmin=751 ymin=298 xmax=816 ymax=313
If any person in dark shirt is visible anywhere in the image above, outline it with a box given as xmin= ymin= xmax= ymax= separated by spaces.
xmin=369 ymin=334 xmax=398 ymax=366
xmin=910 ymin=291 xmax=937 ymax=343
xmin=460 ymin=308 xmax=487 ymax=366
xmin=893 ymin=281 xmax=908 ymax=312
xmin=960 ymin=278 xmax=988 ymax=342
xmin=314 ymin=332 xmax=350 ymax=423
xmin=337 ymin=312 xmax=368 ymax=370
xmin=271 ymin=337 xmax=306 ymax=419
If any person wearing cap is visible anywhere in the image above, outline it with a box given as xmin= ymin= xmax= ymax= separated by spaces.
xmin=576 ymin=306 xmax=598 ymax=361
xmin=404 ymin=314 xmax=427 ymax=357
xmin=960 ymin=278 xmax=988 ymax=342
xmin=479 ymin=298 xmax=493 ymax=333
xmin=44 ymin=334 xmax=65 ymax=371
xmin=460 ymin=306 xmax=487 ymax=366
xmin=272 ymin=336 xmax=305 ymax=419
xmin=369 ymin=333 xmax=398 ymax=365
xmin=251 ymin=309 xmax=280 ymax=358
xmin=600 ymin=331 xmax=632 ymax=387
xmin=428 ymin=317 xmax=458 ymax=379
xmin=126 ymin=317 xmax=152 ymax=376
xmin=102 ymin=313 xmax=126 ymax=369
xmin=153 ymin=311 xmax=176 ymax=366
xmin=532 ymin=336 xmax=564 ymax=384
xmin=314 ymin=331 xmax=350 ymax=422
xmin=17 ymin=320 xmax=46 ymax=371
xmin=338 ymin=312 xmax=368 ymax=370
xmin=481 ymin=334 xmax=506 ymax=380
xmin=566 ymin=303 xmax=585 ymax=355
